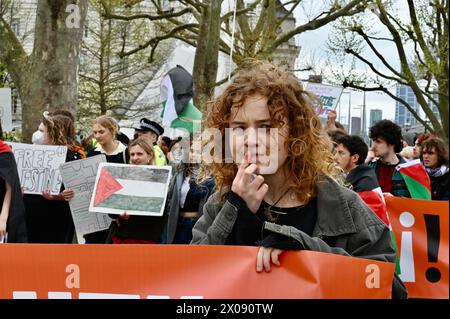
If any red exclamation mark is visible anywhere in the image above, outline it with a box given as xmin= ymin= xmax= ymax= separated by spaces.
xmin=424 ymin=214 xmax=441 ymax=283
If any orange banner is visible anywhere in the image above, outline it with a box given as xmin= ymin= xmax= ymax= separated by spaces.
xmin=386 ymin=197 xmax=449 ymax=299
xmin=0 ymin=245 xmax=394 ymax=299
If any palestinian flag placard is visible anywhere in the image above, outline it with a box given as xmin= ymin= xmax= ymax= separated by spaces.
xmin=160 ymin=65 xmax=202 ymax=133
xmin=89 ymin=163 xmax=172 ymax=216
xmin=396 ymin=159 xmax=431 ymax=200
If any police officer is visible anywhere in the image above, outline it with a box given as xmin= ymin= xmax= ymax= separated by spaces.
xmin=134 ymin=118 xmax=167 ymax=166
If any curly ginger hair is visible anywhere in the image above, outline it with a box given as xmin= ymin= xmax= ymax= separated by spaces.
xmin=199 ymin=61 xmax=339 ymax=203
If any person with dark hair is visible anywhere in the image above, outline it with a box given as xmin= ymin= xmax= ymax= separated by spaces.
xmin=326 ymin=129 xmax=347 ymax=155
xmin=368 ymin=120 xmax=411 ymax=198
xmin=334 ymin=135 xmax=389 ymax=225
xmin=158 ymin=136 xmax=172 ymax=157
xmin=420 ymin=137 xmax=449 ymax=200
xmin=0 ymin=122 xmax=28 ymax=243
xmin=190 ymin=62 xmax=406 ymax=298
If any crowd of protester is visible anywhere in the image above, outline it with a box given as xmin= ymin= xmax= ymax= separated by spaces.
xmin=1 ymin=62 xmax=448 ymax=299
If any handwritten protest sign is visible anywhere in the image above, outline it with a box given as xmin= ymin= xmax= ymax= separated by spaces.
xmin=7 ymin=142 xmax=67 ymax=195
xmin=306 ymin=83 xmax=343 ymax=118
xmin=60 ymin=155 xmax=112 ymax=244
xmin=89 ymin=163 xmax=172 ymax=216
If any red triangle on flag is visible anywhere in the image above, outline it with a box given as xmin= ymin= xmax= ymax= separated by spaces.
xmin=397 ymin=160 xmax=431 ymax=189
xmin=94 ymin=167 xmax=123 ymax=206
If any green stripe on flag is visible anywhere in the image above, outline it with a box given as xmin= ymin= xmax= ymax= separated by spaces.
xmin=390 ymin=230 xmax=401 ymax=274
xmin=97 ymin=194 xmax=165 ymax=212
xmin=401 ymin=173 xmax=432 ymax=200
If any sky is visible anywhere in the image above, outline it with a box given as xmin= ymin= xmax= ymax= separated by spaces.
xmin=290 ymin=1 xmax=412 ymax=130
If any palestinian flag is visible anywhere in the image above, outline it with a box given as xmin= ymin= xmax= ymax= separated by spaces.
xmin=396 ymin=159 xmax=431 ymax=200
xmin=346 ymin=165 xmax=400 ymax=273
xmin=358 ymin=187 xmax=389 ymax=226
xmin=89 ymin=163 xmax=172 ymax=216
xmin=359 ymin=188 xmax=401 ymax=274
xmin=160 ymin=65 xmax=202 ymax=133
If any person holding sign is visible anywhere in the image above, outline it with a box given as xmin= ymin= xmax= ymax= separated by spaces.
xmin=82 ymin=115 xmax=129 ymax=244
xmin=106 ymin=137 xmax=167 ymax=244
xmin=24 ymin=114 xmax=85 ymax=243
xmin=191 ymin=62 xmax=406 ymax=298
xmin=0 ymin=126 xmax=27 ymax=243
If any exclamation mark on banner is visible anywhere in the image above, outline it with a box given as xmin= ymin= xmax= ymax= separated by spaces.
xmin=399 ymin=212 xmax=415 ymax=282
xmin=424 ymin=214 xmax=441 ymax=283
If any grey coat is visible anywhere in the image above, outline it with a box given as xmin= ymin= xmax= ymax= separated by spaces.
xmin=191 ymin=176 xmax=396 ymax=263
xmin=162 ymin=165 xmax=211 ymax=244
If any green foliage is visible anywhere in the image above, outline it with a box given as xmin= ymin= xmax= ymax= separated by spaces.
xmin=77 ymin=0 xmax=170 ymax=130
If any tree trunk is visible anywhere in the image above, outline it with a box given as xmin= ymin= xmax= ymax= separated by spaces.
xmin=19 ymin=0 xmax=87 ymax=142
xmin=192 ymin=0 xmax=222 ymax=111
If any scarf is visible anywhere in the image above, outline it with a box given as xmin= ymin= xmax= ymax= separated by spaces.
xmin=0 ymin=139 xmax=12 ymax=154
xmin=426 ymin=165 xmax=449 ymax=177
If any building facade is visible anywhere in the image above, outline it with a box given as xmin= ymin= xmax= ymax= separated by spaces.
xmin=369 ymin=109 xmax=382 ymax=128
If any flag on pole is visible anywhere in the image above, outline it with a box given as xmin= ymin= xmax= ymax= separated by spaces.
xmin=160 ymin=65 xmax=202 ymax=133
xmin=396 ymin=159 xmax=431 ymax=200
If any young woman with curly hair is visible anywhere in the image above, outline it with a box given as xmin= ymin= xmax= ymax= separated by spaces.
xmin=191 ymin=62 xmax=406 ymax=297
xmin=24 ymin=114 xmax=85 ymax=243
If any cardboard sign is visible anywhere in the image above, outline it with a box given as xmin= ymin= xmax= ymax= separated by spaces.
xmin=89 ymin=163 xmax=172 ymax=216
xmin=386 ymin=197 xmax=449 ymax=299
xmin=306 ymin=83 xmax=343 ymax=118
xmin=59 ymin=155 xmax=112 ymax=243
xmin=7 ymin=142 xmax=67 ymax=195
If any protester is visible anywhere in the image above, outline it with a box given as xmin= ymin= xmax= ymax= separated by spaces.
xmin=107 ymin=137 xmax=167 ymax=244
xmin=0 ymin=123 xmax=27 ymax=243
xmin=24 ymin=114 xmax=84 ymax=243
xmin=47 ymin=109 xmax=87 ymax=156
xmin=166 ymin=136 xmax=183 ymax=163
xmin=368 ymin=120 xmax=411 ymax=197
xmin=413 ymin=132 xmax=432 ymax=159
xmin=83 ymin=115 xmax=129 ymax=243
xmin=326 ymin=129 xmax=347 ymax=155
xmin=158 ymin=136 xmax=173 ymax=157
xmin=190 ymin=62 xmax=406 ymax=297
xmin=399 ymin=146 xmax=415 ymax=161
xmin=324 ymin=110 xmax=346 ymax=133
xmin=162 ymin=136 xmax=214 ymax=244
xmin=420 ymin=137 xmax=449 ymax=200
xmin=134 ymin=118 xmax=167 ymax=165
xmin=87 ymin=115 xmax=129 ymax=163
xmin=334 ymin=134 xmax=389 ymax=225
